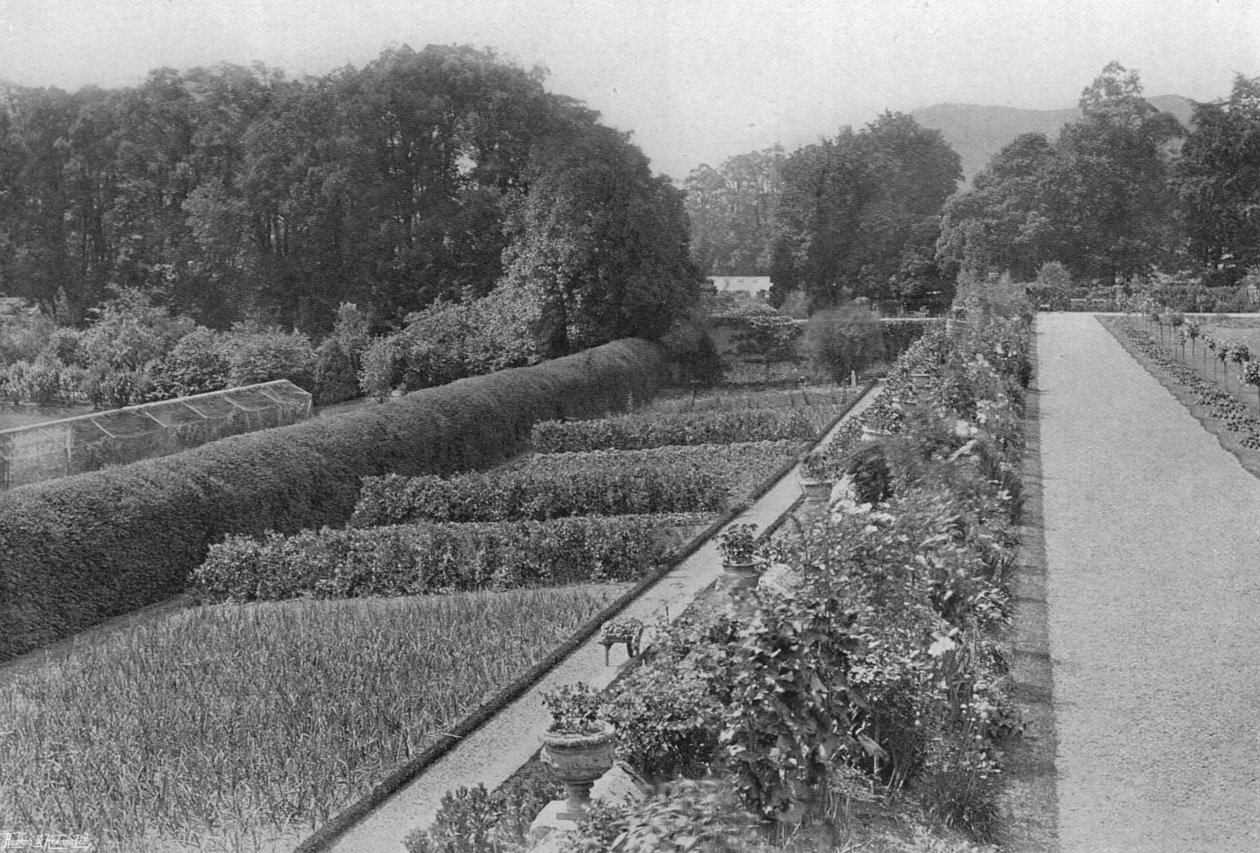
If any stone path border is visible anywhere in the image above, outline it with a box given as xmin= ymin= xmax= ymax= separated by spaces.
xmin=291 ymin=385 xmax=884 ymax=853
xmin=998 ymin=316 xmax=1058 ymax=852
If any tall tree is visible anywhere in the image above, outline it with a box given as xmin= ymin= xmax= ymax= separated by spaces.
xmin=937 ymin=62 xmax=1184 ymax=284
xmin=499 ymin=113 xmax=701 ymax=357
xmin=1178 ymin=74 xmax=1260 ymax=284
xmin=1055 ymin=62 xmax=1183 ymax=280
xmin=768 ymin=114 xmax=959 ymax=310
xmin=684 ymin=145 xmax=784 ymax=275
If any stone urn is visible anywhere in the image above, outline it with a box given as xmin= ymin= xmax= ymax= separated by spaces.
xmin=720 ymin=558 xmax=761 ymax=591
xmin=541 ymin=720 xmax=617 ymax=820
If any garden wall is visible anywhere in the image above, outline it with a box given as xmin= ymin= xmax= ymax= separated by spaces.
xmin=0 ymin=338 xmax=669 ymax=662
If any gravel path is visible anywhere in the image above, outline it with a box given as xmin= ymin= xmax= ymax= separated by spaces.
xmin=1039 ymin=314 xmax=1260 ymax=852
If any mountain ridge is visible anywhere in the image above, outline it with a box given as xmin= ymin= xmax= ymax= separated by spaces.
xmin=911 ymin=95 xmax=1197 ymax=185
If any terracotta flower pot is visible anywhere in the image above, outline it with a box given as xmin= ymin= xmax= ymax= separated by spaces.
xmin=541 ymin=720 xmax=617 ymax=820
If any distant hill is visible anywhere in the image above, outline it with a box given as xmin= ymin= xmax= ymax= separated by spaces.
xmin=911 ymin=95 xmax=1196 ymax=185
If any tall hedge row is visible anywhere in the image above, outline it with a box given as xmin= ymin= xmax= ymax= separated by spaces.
xmin=0 ymin=338 xmax=669 ymax=662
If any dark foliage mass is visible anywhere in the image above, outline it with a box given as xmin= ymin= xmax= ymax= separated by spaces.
xmin=766 ymin=112 xmax=962 ymax=312
xmin=0 ymin=337 xmax=669 ymax=662
xmin=0 ymin=45 xmax=700 ymax=345
xmin=938 ymin=64 xmax=1260 ymax=287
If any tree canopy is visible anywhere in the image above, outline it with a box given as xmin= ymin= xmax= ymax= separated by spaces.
xmin=0 ymin=45 xmax=700 ymax=348
xmin=684 ymin=146 xmax=784 ymax=276
xmin=766 ymin=113 xmax=961 ymax=312
xmin=937 ymin=62 xmax=1218 ymax=286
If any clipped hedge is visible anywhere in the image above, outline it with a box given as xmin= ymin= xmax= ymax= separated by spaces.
xmin=0 ymin=338 xmax=669 ymax=662
xmin=530 ymin=407 xmax=816 ymax=452
xmin=352 ymin=441 xmax=800 ymax=527
xmin=352 ymin=456 xmax=728 ymax=526
xmin=192 ymin=513 xmax=712 ymax=602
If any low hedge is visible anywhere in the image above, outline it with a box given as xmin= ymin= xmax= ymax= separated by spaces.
xmin=352 ymin=441 xmax=800 ymax=527
xmin=352 ymin=455 xmax=728 ymax=527
xmin=530 ymin=408 xmax=816 ymax=452
xmin=192 ymin=513 xmax=713 ymax=602
xmin=0 ymin=338 xmax=669 ymax=662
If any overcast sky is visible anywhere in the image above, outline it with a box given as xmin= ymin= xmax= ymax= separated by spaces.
xmin=0 ymin=0 xmax=1256 ymax=179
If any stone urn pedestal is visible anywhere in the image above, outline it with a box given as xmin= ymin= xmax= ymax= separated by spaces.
xmin=541 ymin=721 xmax=617 ymax=821
xmin=799 ymin=478 xmax=833 ymax=506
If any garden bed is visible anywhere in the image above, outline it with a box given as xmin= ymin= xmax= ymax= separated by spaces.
xmin=0 ymin=585 xmax=628 ymax=853
xmin=1101 ymin=316 xmax=1260 ymax=480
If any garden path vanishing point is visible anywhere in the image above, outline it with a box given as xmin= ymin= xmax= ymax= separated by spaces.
xmin=1038 ymin=313 xmax=1260 ymax=852
xmin=290 ymin=385 xmax=886 ymax=853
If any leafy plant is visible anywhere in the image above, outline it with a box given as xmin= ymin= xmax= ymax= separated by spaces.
xmin=717 ymin=523 xmax=759 ymax=564
xmin=542 ymin=682 xmax=606 ymax=736
xmin=719 ymin=588 xmax=872 ymax=821
xmin=801 ymin=449 xmax=832 ymax=482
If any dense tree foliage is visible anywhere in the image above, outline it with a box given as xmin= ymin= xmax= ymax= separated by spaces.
xmin=767 ymin=113 xmax=961 ymax=311
xmin=0 ymin=45 xmax=700 ymax=344
xmin=938 ymin=63 xmax=1260 ymax=287
xmin=684 ymin=146 xmax=784 ymax=276
xmin=1178 ymin=75 xmax=1260 ymax=284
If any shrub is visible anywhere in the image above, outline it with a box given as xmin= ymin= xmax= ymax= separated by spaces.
xmin=41 ymin=326 xmax=84 ymax=367
xmin=658 ymin=315 xmax=725 ymax=387
xmin=405 ymin=765 xmax=563 ymax=853
xmin=0 ymin=298 xmax=56 ymax=365
xmin=218 ymin=322 xmax=317 ymax=391
xmin=313 ymin=337 xmax=361 ymax=405
xmin=144 ymin=327 xmax=230 ymax=401
xmin=315 ymin=303 xmax=373 ymax=406
xmin=78 ymin=289 xmax=195 ymax=371
xmin=2 ymin=357 xmax=69 ymax=405
xmin=0 ymin=338 xmax=670 ymax=662
xmin=84 ymin=363 xmax=150 ymax=409
xmin=601 ymin=630 xmax=726 ymax=780
xmin=805 ymin=304 xmax=887 ymax=383
xmin=382 ymin=290 xmax=542 ymax=392
xmin=719 ymin=588 xmax=869 ymax=821
xmin=881 ymin=319 xmax=940 ymax=362
xmin=358 ymin=335 xmax=404 ymax=400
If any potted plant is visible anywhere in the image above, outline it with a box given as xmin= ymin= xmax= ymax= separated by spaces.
xmin=860 ymin=403 xmax=901 ymax=441
xmin=798 ymin=450 xmax=833 ymax=504
xmin=717 ymin=522 xmax=761 ymax=588
xmin=540 ymin=683 xmax=617 ymax=820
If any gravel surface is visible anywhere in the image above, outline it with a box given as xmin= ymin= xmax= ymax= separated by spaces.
xmin=1039 ymin=314 xmax=1260 ymax=852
